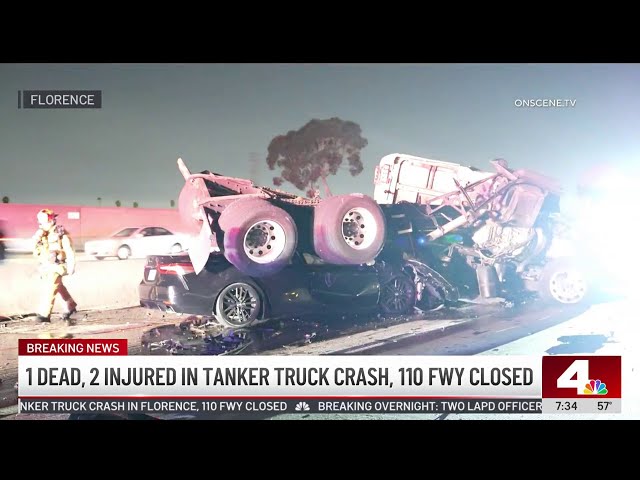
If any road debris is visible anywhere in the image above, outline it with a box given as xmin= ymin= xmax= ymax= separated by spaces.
xmin=148 ymin=338 xmax=194 ymax=354
xmin=202 ymin=330 xmax=253 ymax=355
xmin=0 ymin=313 xmax=38 ymax=323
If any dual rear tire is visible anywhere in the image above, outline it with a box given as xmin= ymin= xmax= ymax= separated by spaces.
xmin=217 ymin=195 xmax=386 ymax=277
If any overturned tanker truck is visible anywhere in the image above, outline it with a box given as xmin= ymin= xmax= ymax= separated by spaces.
xmin=175 ymin=153 xmax=590 ymax=306
xmin=374 ymin=153 xmax=590 ymax=305
xmin=175 ymin=158 xmax=387 ymax=277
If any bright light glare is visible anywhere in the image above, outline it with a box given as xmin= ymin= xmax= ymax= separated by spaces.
xmin=592 ymin=173 xmax=630 ymax=191
xmin=557 ymin=185 xmax=640 ymax=298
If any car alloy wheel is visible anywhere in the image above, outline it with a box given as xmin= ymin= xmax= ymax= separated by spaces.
xmin=215 ymin=282 xmax=261 ymax=328
xmin=379 ymin=274 xmax=416 ymax=315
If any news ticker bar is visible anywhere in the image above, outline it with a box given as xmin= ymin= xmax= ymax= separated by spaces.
xmin=20 ymin=398 xmax=544 ymax=415
xmin=542 ymin=399 xmax=621 ymax=414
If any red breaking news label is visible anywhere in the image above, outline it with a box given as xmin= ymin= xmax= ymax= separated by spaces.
xmin=18 ymin=339 xmax=128 ymax=355
xmin=542 ymin=355 xmax=621 ymax=399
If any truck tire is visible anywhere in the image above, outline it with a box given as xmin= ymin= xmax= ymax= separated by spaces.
xmin=313 ymin=194 xmax=386 ymax=265
xmin=218 ymin=198 xmax=297 ymax=277
xmin=538 ymin=258 xmax=589 ymax=305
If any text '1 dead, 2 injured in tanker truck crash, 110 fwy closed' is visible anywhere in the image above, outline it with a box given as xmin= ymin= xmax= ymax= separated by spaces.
xmin=138 ymin=153 xmax=612 ymax=328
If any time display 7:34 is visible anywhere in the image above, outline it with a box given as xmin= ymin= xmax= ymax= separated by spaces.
xmin=556 ymin=401 xmax=577 ymax=411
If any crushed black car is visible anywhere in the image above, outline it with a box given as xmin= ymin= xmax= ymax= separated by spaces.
xmin=139 ymin=249 xmax=458 ymax=328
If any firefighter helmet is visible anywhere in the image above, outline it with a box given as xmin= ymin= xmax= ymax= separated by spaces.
xmin=37 ymin=208 xmax=57 ymax=226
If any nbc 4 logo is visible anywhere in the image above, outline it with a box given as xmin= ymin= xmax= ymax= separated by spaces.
xmin=295 ymin=402 xmax=310 ymax=412
xmin=557 ymin=359 xmax=608 ymax=395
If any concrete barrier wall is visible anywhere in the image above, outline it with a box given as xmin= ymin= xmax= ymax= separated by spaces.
xmin=0 ymin=258 xmax=147 ymax=316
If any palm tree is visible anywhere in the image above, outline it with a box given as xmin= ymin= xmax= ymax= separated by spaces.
xmin=1 ymin=196 xmax=8 ymax=204
xmin=115 ymin=200 xmax=121 ymax=207
xmin=97 ymin=197 xmax=102 ymax=207
xmin=133 ymin=202 xmax=139 ymax=208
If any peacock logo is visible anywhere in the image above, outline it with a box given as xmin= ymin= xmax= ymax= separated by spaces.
xmin=295 ymin=401 xmax=310 ymax=411
xmin=583 ymin=379 xmax=608 ymax=395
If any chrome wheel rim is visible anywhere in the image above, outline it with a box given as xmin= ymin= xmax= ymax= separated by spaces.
xmin=342 ymin=207 xmax=377 ymax=250
xmin=219 ymin=284 xmax=260 ymax=325
xmin=243 ymin=220 xmax=286 ymax=264
xmin=549 ymin=270 xmax=587 ymax=304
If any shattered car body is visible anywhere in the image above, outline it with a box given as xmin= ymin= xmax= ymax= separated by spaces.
xmin=139 ymin=249 xmax=457 ymax=328
xmin=175 ymin=158 xmax=387 ymax=277
xmin=374 ymin=153 xmax=590 ymax=305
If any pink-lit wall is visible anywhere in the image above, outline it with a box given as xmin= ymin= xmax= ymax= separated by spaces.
xmin=0 ymin=203 xmax=185 ymax=251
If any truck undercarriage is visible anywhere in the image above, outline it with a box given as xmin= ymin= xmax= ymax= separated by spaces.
xmin=176 ymin=158 xmax=388 ymax=278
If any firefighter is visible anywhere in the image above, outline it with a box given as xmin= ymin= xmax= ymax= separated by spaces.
xmin=33 ymin=209 xmax=78 ymax=323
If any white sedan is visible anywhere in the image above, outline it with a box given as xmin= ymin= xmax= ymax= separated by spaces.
xmin=84 ymin=226 xmax=190 ymax=260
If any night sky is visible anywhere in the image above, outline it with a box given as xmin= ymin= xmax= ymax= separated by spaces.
xmin=1 ymin=63 xmax=638 ymax=207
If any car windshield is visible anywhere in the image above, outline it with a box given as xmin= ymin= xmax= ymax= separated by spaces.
xmin=112 ymin=228 xmax=138 ymax=238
